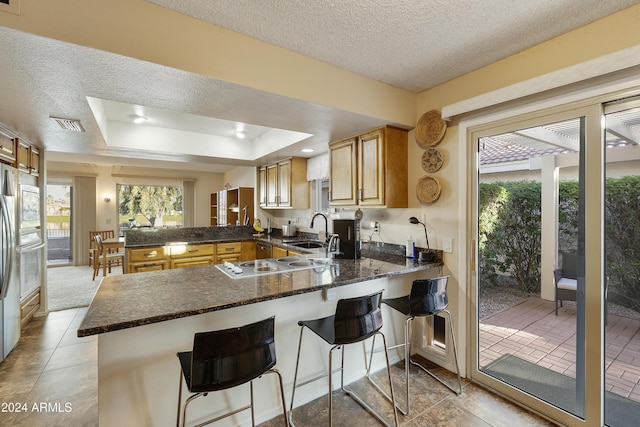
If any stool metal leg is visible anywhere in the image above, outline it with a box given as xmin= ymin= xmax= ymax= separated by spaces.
xmin=289 ymin=325 xmax=305 ymax=427
xmin=291 ymin=326 xmax=398 ymax=427
xmin=342 ymin=332 xmax=399 ymax=427
xmin=409 ymin=311 xmax=462 ymax=395
xmin=177 ymin=368 xmax=183 ymax=427
xmin=367 ymin=311 xmax=462 ymax=416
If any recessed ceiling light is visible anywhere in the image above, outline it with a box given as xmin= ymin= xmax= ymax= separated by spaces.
xmin=301 ymin=148 xmax=315 ymax=153
xmin=130 ymin=114 xmax=148 ymax=124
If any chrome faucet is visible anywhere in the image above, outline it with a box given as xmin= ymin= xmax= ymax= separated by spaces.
xmin=310 ymin=212 xmax=328 ymax=242
xmin=326 ymin=233 xmax=342 ymax=258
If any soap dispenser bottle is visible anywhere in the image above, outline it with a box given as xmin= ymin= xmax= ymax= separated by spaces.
xmin=406 ymin=235 xmax=416 ymax=258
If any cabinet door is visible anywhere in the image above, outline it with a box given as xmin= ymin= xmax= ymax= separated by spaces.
xmin=272 ymin=246 xmax=288 ymax=258
xmin=241 ymin=240 xmax=256 ymax=261
xmin=277 ymin=159 xmax=292 ymax=207
xmin=266 ymin=163 xmax=279 ymax=207
xmin=0 ymin=132 xmax=16 ymax=163
xmin=258 ymin=167 xmax=267 ymax=207
xmin=329 ymin=138 xmax=357 ymax=206
xmin=16 ymin=139 xmax=30 ymax=173
xmin=30 ymin=147 xmax=40 ymax=176
xmin=358 ymin=129 xmax=385 ymax=206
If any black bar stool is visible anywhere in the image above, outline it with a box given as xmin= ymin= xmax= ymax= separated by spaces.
xmin=176 ymin=316 xmax=288 ymax=427
xmin=289 ymin=290 xmax=398 ymax=427
xmin=368 ymin=276 xmax=461 ymax=415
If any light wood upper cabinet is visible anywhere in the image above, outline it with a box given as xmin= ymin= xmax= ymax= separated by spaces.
xmin=329 ymin=126 xmax=408 ymax=208
xmin=265 ymin=163 xmax=278 ymax=207
xmin=30 ymin=146 xmax=40 ymax=176
xmin=0 ymin=131 xmax=16 ymax=164
xmin=16 ymin=138 xmax=30 ymax=173
xmin=259 ymin=157 xmax=308 ymax=209
xmin=328 ymin=137 xmax=358 ymax=205
xmin=258 ymin=167 xmax=267 ymax=207
xmin=277 ymin=158 xmax=292 ymax=207
xmin=14 ymin=137 xmax=40 ymax=176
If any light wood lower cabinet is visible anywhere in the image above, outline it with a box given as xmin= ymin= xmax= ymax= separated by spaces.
xmin=127 ymin=241 xmax=264 ymax=273
xmin=272 ymin=246 xmax=288 ymax=258
xmin=20 ymin=289 xmax=40 ymax=327
xmin=169 ymin=244 xmax=215 ymax=269
xmin=215 ymin=241 xmax=242 ymax=264
xmin=127 ymin=246 xmax=169 ymax=273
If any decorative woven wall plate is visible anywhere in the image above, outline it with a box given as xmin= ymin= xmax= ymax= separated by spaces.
xmin=416 ymin=110 xmax=446 ymax=148
xmin=416 ymin=175 xmax=441 ymax=203
xmin=421 ymin=148 xmax=443 ymax=172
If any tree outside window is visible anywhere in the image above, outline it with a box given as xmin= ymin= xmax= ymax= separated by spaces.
xmin=117 ymin=185 xmax=182 ymax=233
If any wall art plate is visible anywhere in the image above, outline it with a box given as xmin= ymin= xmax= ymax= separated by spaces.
xmin=421 ymin=148 xmax=443 ymax=172
xmin=416 ymin=175 xmax=441 ymax=203
xmin=416 ymin=110 xmax=446 ymax=148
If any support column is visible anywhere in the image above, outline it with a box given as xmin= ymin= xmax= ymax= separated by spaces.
xmin=540 ymin=155 xmax=559 ymax=301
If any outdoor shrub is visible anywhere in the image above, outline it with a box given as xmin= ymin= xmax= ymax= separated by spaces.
xmin=479 ymin=181 xmax=542 ymax=293
xmin=605 ymin=176 xmax=640 ymax=311
xmin=480 ymin=175 xmax=640 ymax=311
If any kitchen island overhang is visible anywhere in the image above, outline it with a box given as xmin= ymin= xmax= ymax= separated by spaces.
xmin=78 ymin=253 xmax=444 ymax=426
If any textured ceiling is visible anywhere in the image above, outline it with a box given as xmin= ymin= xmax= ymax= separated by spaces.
xmin=148 ymin=0 xmax=640 ymax=92
xmin=0 ymin=1 xmax=638 ymax=171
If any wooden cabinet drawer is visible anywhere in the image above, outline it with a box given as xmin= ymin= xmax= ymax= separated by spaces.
xmin=128 ymin=247 xmax=167 ymax=263
xmin=169 ymin=243 xmax=215 ymax=259
xmin=129 ymin=260 xmax=169 ymax=273
xmin=216 ymin=241 xmax=242 ymax=254
xmin=171 ymin=257 xmax=213 ymax=269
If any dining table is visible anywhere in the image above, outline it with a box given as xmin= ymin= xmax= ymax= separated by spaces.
xmin=102 ymin=236 xmax=125 ymax=277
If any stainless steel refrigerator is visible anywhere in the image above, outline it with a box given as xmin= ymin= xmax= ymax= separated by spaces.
xmin=0 ymin=164 xmax=18 ymax=362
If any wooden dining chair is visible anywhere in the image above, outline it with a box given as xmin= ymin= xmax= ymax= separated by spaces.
xmin=92 ymin=234 xmax=125 ymax=280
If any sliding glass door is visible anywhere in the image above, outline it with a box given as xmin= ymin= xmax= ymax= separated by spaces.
xmin=603 ymin=97 xmax=640 ymax=427
xmin=470 ymin=104 xmax=606 ymax=425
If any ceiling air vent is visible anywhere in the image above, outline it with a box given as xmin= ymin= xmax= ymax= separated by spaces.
xmin=50 ymin=116 xmax=85 ymax=132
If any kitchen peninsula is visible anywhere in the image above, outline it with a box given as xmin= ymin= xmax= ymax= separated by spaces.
xmin=78 ymin=227 xmax=443 ymax=426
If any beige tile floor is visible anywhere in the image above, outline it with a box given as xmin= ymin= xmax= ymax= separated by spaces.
xmin=0 ymin=308 xmax=553 ymax=426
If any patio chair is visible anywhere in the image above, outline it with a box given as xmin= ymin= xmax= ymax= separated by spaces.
xmin=554 ymin=253 xmax=577 ymax=315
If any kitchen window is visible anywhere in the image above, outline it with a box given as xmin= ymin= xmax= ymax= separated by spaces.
xmin=117 ymin=184 xmax=183 ymax=234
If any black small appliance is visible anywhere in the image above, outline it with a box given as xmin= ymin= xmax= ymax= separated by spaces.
xmin=333 ymin=219 xmax=361 ymax=259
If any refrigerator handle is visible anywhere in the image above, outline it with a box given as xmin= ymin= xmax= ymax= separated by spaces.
xmin=0 ymin=195 xmax=12 ymax=300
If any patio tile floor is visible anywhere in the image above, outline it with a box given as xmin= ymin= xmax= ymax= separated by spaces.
xmin=480 ymin=296 xmax=640 ymax=402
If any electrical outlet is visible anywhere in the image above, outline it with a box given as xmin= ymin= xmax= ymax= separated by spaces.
xmin=373 ymin=222 xmax=380 ymax=234
xmin=443 ymin=237 xmax=453 ymax=253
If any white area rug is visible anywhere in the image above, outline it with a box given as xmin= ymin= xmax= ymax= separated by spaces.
xmin=47 ymin=265 xmax=101 ymax=311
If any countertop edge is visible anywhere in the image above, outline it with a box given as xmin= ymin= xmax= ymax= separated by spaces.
xmin=77 ymin=259 xmax=442 ymax=337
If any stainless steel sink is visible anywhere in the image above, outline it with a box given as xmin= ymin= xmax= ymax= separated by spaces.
xmin=288 ymin=240 xmax=324 ymax=249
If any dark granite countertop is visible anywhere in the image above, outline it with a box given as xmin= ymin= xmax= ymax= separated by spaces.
xmin=77 ymin=252 xmax=442 ymax=337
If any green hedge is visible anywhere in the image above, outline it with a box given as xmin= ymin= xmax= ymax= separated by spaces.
xmin=479 ymin=176 xmax=640 ymax=311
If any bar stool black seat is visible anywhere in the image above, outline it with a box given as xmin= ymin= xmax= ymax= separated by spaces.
xmin=368 ymin=276 xmax=461 ymax=415
xmin=289 ymin=290 xmax=398 ymax=427
xmin=176 ymin=316 xmax=288 ymax=427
